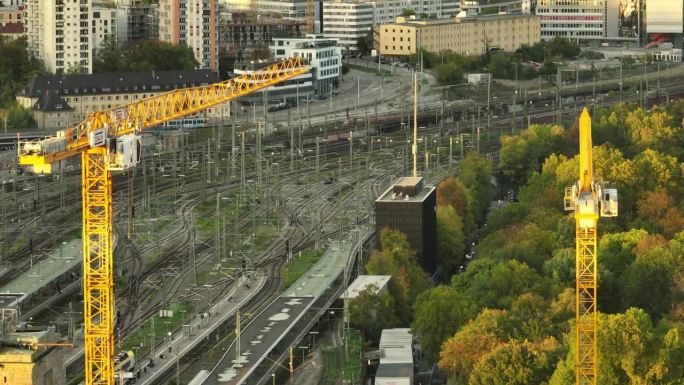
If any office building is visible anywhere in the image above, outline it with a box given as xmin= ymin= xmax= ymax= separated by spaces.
xmin=116 ymin=0 xmax=159 ymax=46
xmin=537 ymin=0 xmax=641 ymax=44
xmin=375 ymin=177 xmax=437 ymax=273
xmin=378 ymin=13 xmax=540 ymax=57
xmin=159 ymin=0 xmax=218 ymax=71
xmin=16 ymin=70 xmax=230 ymax=129
xmin=322 ymin=1 xmax=374 ymax=53
xmin=271 ymin=34 xmax=341 ymax=94
xmin=24 ymin=0 xmax=93 ymax=74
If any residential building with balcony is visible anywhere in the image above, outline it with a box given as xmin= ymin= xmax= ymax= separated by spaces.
xmin=159 ymin=0 xmax=218 ymax=70
xmin=25 ymin=0 xmax=94 ymax=74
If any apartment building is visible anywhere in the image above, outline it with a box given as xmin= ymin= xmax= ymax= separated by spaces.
xmin=24 ymin=0 xmax=93 ymax=74
xmin=159 ymin=0 xmax=218 ymax=70
xmin=16 ymin=69 xmax=229 ymax=129
xmin=378 ymin=13 xmax=540 ymax=56
xmin=0 ymin=3 xmax=22 ymax=26
xmin=322 ymin=1 xmax=374 ymax=52
xmin=92 ymin=3 xmax=116 ymax=53
xmin=116 ymin=0 xmax=158 ymax=46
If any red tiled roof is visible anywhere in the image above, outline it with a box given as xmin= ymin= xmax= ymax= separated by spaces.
xmin=0 ymin=22 xmax=23 ymax=34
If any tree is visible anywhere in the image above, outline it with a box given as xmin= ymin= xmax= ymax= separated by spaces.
xmin=5 ymin=104 xmax=36 ymax=130
xmin=459 ymin=153 xmax=494 ymax=225
xmin=0 ymin=36 xmax=43 ymax=108
xmin=436 ymin=177 xmax=474 ymax=232
xmin=401 ymin=8 xmax=415 ymax=17
xmin=551 ymin=308 xmax=684 ymax=385
xmin=439 ymin=309 xmax=509 ymax=383
xmin=451 ymin=259 xmax=554 ymax=310
xmin=626 ymin=108 xmax=683 ymax=153
xmin=411 ymin=285 xmax=479 ymax=360
xmin=435 ymin=62 xmax=463 ymax=85
xmin=498 ymin=124 xmax=568 ymax=186
xmin=477 ymin=223 xmax=553 ymax=271
xmin=621 ymin=245 xmax=677 ymax=318
xmin=488 ymin=54 xmax=514 ymax=79
xmin=436 ymin=205 xmax=465 ymax=277
xmin=349 ymin=285 xmax=398 ymax=343
xmin=356 ymin=30 xmax=373 ymax=56
xmin=93 ymin=40 xmax=199 ymax=73
xmin=366 ymin=229 xmax=430 ymax=323
xmin=469 ymin=338 xmax=562 ymax=385
xmin=545 ymin=37 xmax=580 ymax=60
xmin=636 ymin=190 xmax=684 ymax=238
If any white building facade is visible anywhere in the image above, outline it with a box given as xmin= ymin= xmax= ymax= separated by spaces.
xmin=92 ymin=4 xmax=116 ymax=53
xmin=271 ymin=34 xmax=342 ymax=94
xmin=25 ymin=0 xmax=93 ymax=74
xmin=322 ymin=1 xmax=374 ymax=52
xmin=537 ymin=0 xmax=640 ymax=45
xmin=159 ymin=0 xmax=218 ymax=70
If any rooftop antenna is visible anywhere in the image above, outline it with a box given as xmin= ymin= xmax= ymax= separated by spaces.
xmin=412 ymin=71 xmax=418 ymax=177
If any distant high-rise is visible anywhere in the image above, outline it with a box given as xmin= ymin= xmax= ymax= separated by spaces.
xmin=116 ymin=0 xmax=159 ymax=46
xmin=25 ymin=0 xmax=93 ymax=74
xmin=159 ymin=0 xmax=218 ymax=71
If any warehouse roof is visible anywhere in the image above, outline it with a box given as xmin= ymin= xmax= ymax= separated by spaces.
xmin=18 ymin=69 xmax=221 ymax=98
xmin=379 ymin=328 xmax=413 ymax=364
xmin=341 ymin=275 xmax=391 ymax=299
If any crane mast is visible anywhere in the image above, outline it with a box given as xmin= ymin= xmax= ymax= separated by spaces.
xmin=18 ymin=58 xmax=309 ymax=385
xmin=564 ymin=108 xmax=618 ymax=385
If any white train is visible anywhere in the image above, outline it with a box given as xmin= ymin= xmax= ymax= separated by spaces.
xmin=114 ymin=350 xmax=136 ymax=384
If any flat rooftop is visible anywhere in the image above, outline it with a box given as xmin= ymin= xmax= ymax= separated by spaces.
xmin=282 ymin=242 xmax=352 ymax=298
xmin=0 ymin=293 xmax=25 ymax=309
xmin=376 ymin=177 xmax=435 ymax=203
xmin=341 ymin=275 xmax=391 ymax=300
xmin=379 ymin=328 xmax=413 ymax=364
xmin=0 ymin=239 xmax=81 ymax=297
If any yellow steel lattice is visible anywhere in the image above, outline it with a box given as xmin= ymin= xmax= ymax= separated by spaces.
xmin=17 ymin=58 xmax=309 ymax=385
xmin=576 ymin=225 xmax=597 ymax=385
xmin=82 ymin=147 xmax=114 ymax=385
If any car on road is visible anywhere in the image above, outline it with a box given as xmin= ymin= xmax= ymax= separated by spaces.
xmin=267 ymin=102 xmax=290 ymax=112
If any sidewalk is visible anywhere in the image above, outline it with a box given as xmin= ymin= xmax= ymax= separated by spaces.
xmin=133 ymin=274 xmax=267 ymax=385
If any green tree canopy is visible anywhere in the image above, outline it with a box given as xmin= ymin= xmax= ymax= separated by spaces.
xmin=366 ymin=229 xmax=430 ymax=324
xmin=94 ymin=39 xmax=199 ymax=73
xmin=436 ymin=205 xmax=466 ymax=277
xmin=348 ymin=284 xmax=398 ymax=343
xmin=411 ymin=285 xmax=478 ymax=360
xmin=459 ymin=153 xmax=494 ymax=225
xmin=469 ymin=338 xmax=562 ymax=385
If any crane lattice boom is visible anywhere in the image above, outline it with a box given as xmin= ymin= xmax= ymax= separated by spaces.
xmin=564 ymin=108 xmax=618 ymax=385
xmin=18 ymin=57 xmax=309 ymax=385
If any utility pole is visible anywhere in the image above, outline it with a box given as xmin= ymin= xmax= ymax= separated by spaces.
xmin=449 ymin=137 xmax=453 ymax=174
xmin=412 ymin=71 xmax=418 ymax=177
xmin=256 ymin=122 xmax=262 ymax=186
xmin=619 ymin=59 xmax=623 ymax=102
xmin=215 ymin=193 xmax=221 ymax=266
xmin=315 ymin=137 xmax=320 ymax=173
xmin=240 ymin=132 xmax=246 ymax=192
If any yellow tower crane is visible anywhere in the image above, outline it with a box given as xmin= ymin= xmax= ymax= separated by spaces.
xmin=17 ymin=58 xmax=309 ymax=385
xmin=564 ymin=108 xmax=618 ymax=385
